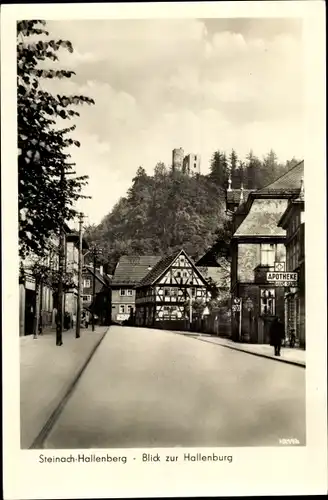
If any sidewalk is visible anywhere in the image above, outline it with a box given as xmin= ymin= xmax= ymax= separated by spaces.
xmin=175 ymin=332 xmax=305 ymax=367
xmin=20 ymin=325 xmax=109 ymax=449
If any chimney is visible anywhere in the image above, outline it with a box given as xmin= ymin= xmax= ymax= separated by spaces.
xmin=300 ymin=176 xmax=304 ymax=199
xmin=227 ymin=173 xmax=232 ymax=192
xmin=99 ymin=265 xmax=103 ymax=276
xmin=239 ymin=183 xmax=244 ymax=205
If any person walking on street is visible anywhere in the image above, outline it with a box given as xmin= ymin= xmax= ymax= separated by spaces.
xmin=270 ymin=317 xmax=285 ymax=356
xmin=290 ymin=329 xmax=296 ymax=348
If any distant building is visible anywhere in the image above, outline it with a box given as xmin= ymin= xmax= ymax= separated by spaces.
xmin=183 ymin=153 xmax=201 ymax=175
xmin=172 ymin=147 xmax=201 ymax=175
xmin=135 ymin=249 xmax=210 ymax=330
xmin=82 ymin=265 xmax=112 ymax=326
xmin=111 ymin=255 xmax=161 ymax=323
xmin=227 ymin=161 xmax=304 ymax=344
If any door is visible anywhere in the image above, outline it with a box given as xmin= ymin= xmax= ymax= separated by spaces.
xmin=25 ymin=289 xmax=36 ymax=335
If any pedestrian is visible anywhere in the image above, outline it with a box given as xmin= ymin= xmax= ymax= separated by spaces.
xmin=270 ymin=317 xmax=285 ymax=356
xmin=290 ymin=329 xmax=296 ymax=348
xmin=85 ymin=311 xmax=89 ymax=329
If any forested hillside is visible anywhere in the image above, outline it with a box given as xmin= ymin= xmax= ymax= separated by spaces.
xmin=85 ymin=150 xmax=301 ymax=272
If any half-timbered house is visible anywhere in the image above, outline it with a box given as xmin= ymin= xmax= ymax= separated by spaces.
xmin=135 ymin=249 xmax=211 ymax=330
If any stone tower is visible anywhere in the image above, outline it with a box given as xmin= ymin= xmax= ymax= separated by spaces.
xmin=172 ymin=147 xmax=184 ymax=171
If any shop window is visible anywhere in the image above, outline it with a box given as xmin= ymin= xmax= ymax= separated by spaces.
xmin=260 ymin=289 xmax=275 ymax=315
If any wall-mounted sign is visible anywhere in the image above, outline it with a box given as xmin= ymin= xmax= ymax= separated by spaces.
xmin=274 ymin=262 xmax=285 ymax=272
xmin=266 ymin=272 xmax=298 ymax=287
xmin=232 ymin=305 xmax=241 ymax=312
xmin=117 ymin=314 xmax=129 ymax=321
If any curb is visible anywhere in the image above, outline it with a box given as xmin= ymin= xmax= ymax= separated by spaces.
xmin=178 ymin=333 xmax=305 ymax=368
xmin=29 ymin=327 xmax=109 ymax=449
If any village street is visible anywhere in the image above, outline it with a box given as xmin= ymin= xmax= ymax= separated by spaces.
xmin=43 ymin=326 xmax=305 ymax=449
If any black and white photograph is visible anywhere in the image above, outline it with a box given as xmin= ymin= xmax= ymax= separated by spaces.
xmin=2 ymin=2 xmax=327 ymax=499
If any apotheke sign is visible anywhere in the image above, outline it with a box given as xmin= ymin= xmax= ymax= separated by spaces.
xmin=266 ymin=272 xmax=298 ymax=282
xmin=266 ymin=272 xmax=298 ymax=286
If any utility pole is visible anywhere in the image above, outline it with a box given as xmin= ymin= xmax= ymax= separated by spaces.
xmin=76 ymin=212 xmax=84 ymax=339
xmin=92 ymin=249 xmax=96 ymax=332
xmin=189 ymin=287 xmax=193 ymax=330
xmin=56 ymin=165 xmax=65 ymax=346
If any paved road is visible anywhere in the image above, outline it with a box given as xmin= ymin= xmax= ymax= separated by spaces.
xmin=43 ymin=326 xmax=305 ymax=449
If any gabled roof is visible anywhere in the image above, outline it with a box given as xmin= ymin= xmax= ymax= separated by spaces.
xmin=111 ymin=255 xmax=162 ymax=285
xmin=256 ymin=161 xmax=304 ymax=195
xmin=139 ymin=251 xmax=181 ymax=287
xmin=139 ymin=249 xmax=208 ymax=287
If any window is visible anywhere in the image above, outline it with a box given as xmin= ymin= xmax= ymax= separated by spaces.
xmin=82 ymin=295 xmax=92 ymax=302
xmin=127 ymin=289 xmax=133 ymax=296
xmin=120 ymin=289 xmax=132 ymax=296
xmin=260 ymin=289 xmax=275 ymax=315
xmin=261 ymin=244 xmax=276 ymax=266
xmin=128 ymin=305 xmax=133 ymax=313
xmin=119 ymin=305 xmax=125 ymax=314
xmin=83 ymin=279 xmax=91 ymax=288
xmin=112 ymin=305 xmax=116 ymax=309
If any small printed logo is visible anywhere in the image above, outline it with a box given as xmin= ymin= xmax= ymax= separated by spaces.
xmin=279 ymin=438 xmax=300 ymax=445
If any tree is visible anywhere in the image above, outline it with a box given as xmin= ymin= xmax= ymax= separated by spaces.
xmin=229 ymin=149 xmax=242 ymax=189
xmin=17 ymin=20 xmax=95 ymax=259
xmin=245 ymin=150 xmax=263 ymax=189
xmin=209 ymin=150 xmax=228 ymax=187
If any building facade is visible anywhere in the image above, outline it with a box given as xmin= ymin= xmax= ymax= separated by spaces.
xmin=135 ymin=250 xmax=211 ymax=330
xmin=82 ymin=265 xmax=112 ymax=325
xmin=111 ymin=255 xmax=161 ymax=323
xmin=19 ymin=225 xmax=87 ymax=336
xmin=278 ymin=180 xmax=305 ymax=348
xmin=227 ymin=161 xmax=304 ymax=344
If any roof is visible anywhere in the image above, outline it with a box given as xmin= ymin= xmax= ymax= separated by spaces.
xmin=139 ymin=251 xmax=181 ymax=287
xmin=111 ymin=255 xmax=162 ymax=285
xmin=257 ymin=161 xmax=304 ymax=195
xmin=226 ymin=189 xmax=253 ymax=205
xmin=139 ymin=249 xmax=209 ymax=287
xmin=233 ymin=198 xmax=288 ymax=237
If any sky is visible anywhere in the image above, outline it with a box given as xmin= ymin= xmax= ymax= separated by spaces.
xmin=43 ymin=18 xmax=304 ymax=226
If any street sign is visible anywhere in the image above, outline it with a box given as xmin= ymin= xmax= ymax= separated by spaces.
xmin=267 ymin=272 xmax=298 ymax=282
xmin=274 ymin=262 xmax=285 ymax=272
xmin=232 ymin=305 xmax=241 ymax=312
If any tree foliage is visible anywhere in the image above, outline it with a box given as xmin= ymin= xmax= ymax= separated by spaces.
xmin=209 ymin=147 xmax=301 ymax=191
xmin=86 ymin=165 xmax=228 ymax=270
xmin=17 ymin=20 xmax=95 ymax=258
